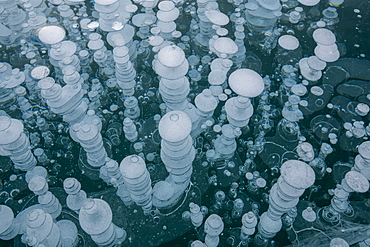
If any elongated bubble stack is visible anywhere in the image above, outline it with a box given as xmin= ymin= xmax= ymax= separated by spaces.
xmin=156 ymin=1 xmax=180 ymax=40
xmin=241 ymin=212 xmax=257 ymax=244
xmin=244 ymin=0 xmax=282 ymax=34
xmin=0 ymin=115 xmax=37 ymax=171
xmin=74 ymin=124 xmax=108 ymax=168
xmin=28 ymin=175 xmax=62 ymax=219
xmin=158 ymin=111 xmax=195 ymax=185
xmin=213 ymin=124 xmax=240 ymax=160
xmin=156 ymin=45 xmax=190 ymax=111
xmin=25 ymin=209 xmax=61 ymax=247
xmin=353 ymin=141 xmax=370 ymax=180
xmin=153 ymin=110 xmax=195 ymax=209
xmin=38 ymin=25 xmax=77 ymax=75
xmin=94 ymin=0 xmax=124 ymax=32
xmin=225 ymin=69 xmax=264 ymax=128
xmin=204 ymin=214 xmax=224 ymax=247
xmin=194 ymin=88 xmax=218 ymax=119
xmin=113 ymin=37 xmax=137 ymax=96
xmin=299 ymin=55 xmax=327 ymax=81
xmin=195 ymin=0 xmax=217 ymax=48
xmin=256 ymin=160 xmax=315 ymax=241
xmin=79 ymin=198 xmax=126 ymax=246
xmin=155 ymin=45 xmax=200 ymax=130
xmin=0 ymin=205 xmax=20 ymax=240
xmin=120 ymin=155 xmax=153 ymax=212
xmin=207 ymin=58 xmax=233 ymax=96
xmin=313 ymin=28 xmax=340 ymax=63
xmin=63 ymin=177 xmax=87 ymax=212
xmin=321 ymin=170 xmax=369 ymax=223
xmin=38 ymin=75 xmax=86 ymax=125
xmin=123 ymin=117 xmax=138 ymax=142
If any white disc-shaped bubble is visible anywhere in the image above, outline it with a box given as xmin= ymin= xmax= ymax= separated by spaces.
xmin=205 ymin=10 xmax=229 ymax=26
xmin=298 ymin=0 xmax=320 ymax=6
xmin=314 ymin=45 xmax=340 ymax=62
xmin=157 ymin=45 xmax=185 ymax=68
xmin=313 ymin=28 xmax=336 ymax=45
xmin=213 ymin=37 xmax=238 ymax=56
xmin=278 ymin=35 xmax=300 ymax=50
xmin=158 ymin=110 xmax=192 ymax=142
xmin=228 ymin=69 xmax=264 ymax=98
xmin=38 ymin=25 xmax=65 ymax=45
xmin=281 ymin=160 xmax=315 ymax=189
xmin=307 ymin=56 xmax=326 ymax=71
xmin=344 ymin=171 xmax=369 ymax=193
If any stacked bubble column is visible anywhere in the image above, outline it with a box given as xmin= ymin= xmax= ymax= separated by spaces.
xmin=63 ymin=177 xmax=87 ymax=213
xmin=208 ymin=37 xmax=238 ymax=97
xmin=189 ymin=203 xmax=204 ymax=227
xmin=100 ymin=158 xmax=133 ymax=206
xmin=41 ymin=24 xmax=78 ymax=78
xmin=48 ymin=39 xmax=77 ymax=73
xmin=255 ymin=160 xmax=315 ymax=245
xmin=124 ymin=96 xmax=140 ymax=119
xmin=154 ymin=45 xmax=199 ymax=132
xmin=15 ymin=86 xmax=33 ymax=120
xmin=241 ymin=212 xmax=257 ymax=245
xmin=0 ymin=115 xmax=36 ymax=171
xmin=194 ymin=88 xmax=218 ymax=127
xmin=24 ymin=209 xmax=61 ymax=247
xmin=244 ymin=0 xmax=282 ymax=44
xmin=299 ymin=28 xmax=339 ymax=82
xmin=59 ymin=55 xmax=81 ymax=74
xmin=0 ymin=62 xmax=17 ymax=110
xmin=94 ymin=0 xmax=122 ymax=32
xmin=212 ymin=124 xmax=241 ymax=160
xmin=155 ymin=45 xmax=190 ymax=112
xmin=113 ymin=38 xmax=137 ymax=96
xmin=0 ymin=65 xmax=28 ymax=115
xmin=79 ymin=198 xmax=126 ymax=246
xmin=195 ymin=0 xmax=217 ymax=49
xmin=106 ymin=25 xmax=138 ymax=61
xmin=207 ymin=58 xmax=233 ymax=97
xmin=159 ymin=111 xmax=195 ymax=185
xmin=123 ymin=117 xmax=138 ymax=142
xmin=313 ymin=28 xmax=340 ymax=63
xmin=0 ymin=0 xmax=26 ymax=32
xmin=28 ymin=175 xmax=62 ymax=219
xmin=225 ymin=69 xmax=265 ymax=129
xmin=88 ymin=32 xmax=115 ymax=80
xmin=232 ymin=16 xmax=247 ymax=68
xmin=353 ymin=141 xmax=370 ymax=179
xmin=299 ymin=55 xmax=326 ymax=82
xmin=156 ymin=1 xmax=180 ymax=40
xmin=205 ymin=13 xmax=236 ymax=95
xmin=153 ymin=110 xmax=195 ymax=209
xmin=38 ymin=77 xmax=86 ymax=126
xmin=321 ymin=171 xmax=369 ymax=223
xmin=0 ymin=205 xmax=21 ymax=240
xmin=22 ymin=1 xmax=47 ymax=30
xmin=62 ymin=64 xmax=83 ymax=85
xmin=61 ymin=65 xmax=88 ymax=123
xmin=204 ymin=214 xmax=224 ymax=247
xmin=73 ymin=124 xmax=108 ymax=168
xmin=120 ymin=155 xmax=153 ymax=213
